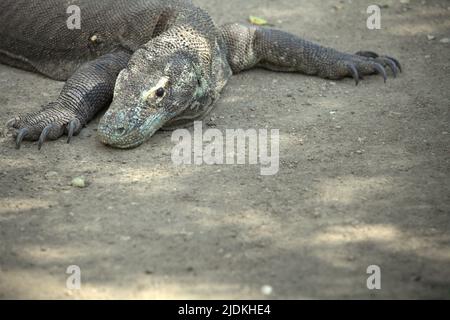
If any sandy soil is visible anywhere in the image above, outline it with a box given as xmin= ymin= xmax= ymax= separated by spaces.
xmin=0 ymin=0 xmax=449 ymax=299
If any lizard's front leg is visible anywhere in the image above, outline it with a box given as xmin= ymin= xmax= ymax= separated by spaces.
xmin=221 ymin=24 xmax=401 ymax=84
xmin=6 ymin=51 xmax=130 ymax=149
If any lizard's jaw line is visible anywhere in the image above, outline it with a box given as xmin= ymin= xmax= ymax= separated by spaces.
xmin=102 ymin=139 xmax=146 ymax=149
xmin=97 ymin=111 xmax=170 ymax=149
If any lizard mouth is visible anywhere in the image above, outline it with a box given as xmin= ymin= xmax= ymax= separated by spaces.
xmin=97 ymin=109 xmax=170 ymax=149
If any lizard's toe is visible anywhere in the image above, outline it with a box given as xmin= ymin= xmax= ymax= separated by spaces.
xmin=376 ymin=56 xmax=402 ymax=76
xmin=384 ymin=56 xmax=402 ymax=72
xmin=65 ymin=118 xmax=82 ymax=144
xmin=345 ymin=63 xmax=360 ymax=86
xmin=355 ymin=51 xmax=380 ymax=59
xmin=15 ymin=128 xmax=29 ymax=149
xmin=329 ymin=52 xmax=400 ymax=85
xmin=355 ymin=51 xmax=402 ymax=76
xmin=377 ymin=57 xmax=399 ymax=78
xmin=356 ymin=51 xmax=402 ymax=73
xmin=373 ymin=63 xmax=387 ymax=83
xmin=12 ymin=120 xmax=65 ymax=149
xmin=340 ymin=59 xmax=387 ymax=85
xmin=37 ymin=123 xmax=66 ymax=150
xmin=6 ymin=103 xmax=82 ymax=149
xmin=346 ymin=57 xmax=391 ymax=83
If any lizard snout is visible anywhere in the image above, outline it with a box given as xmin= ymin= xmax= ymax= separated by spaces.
xmin=97 ymin=110 xmax=143 ymax=148
xmin=112 ymin=126 xmax=126 ymax=136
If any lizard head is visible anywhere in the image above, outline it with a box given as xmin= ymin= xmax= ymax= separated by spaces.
xmin=98 ymin=49 xmax=205 ymax=149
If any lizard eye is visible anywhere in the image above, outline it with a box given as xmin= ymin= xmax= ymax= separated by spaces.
xmin=155 ymin=87 xmax=165 ymax=98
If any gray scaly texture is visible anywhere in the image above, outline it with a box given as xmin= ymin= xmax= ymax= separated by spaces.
xmin=0 ymin=0 xmax=401 ymax=149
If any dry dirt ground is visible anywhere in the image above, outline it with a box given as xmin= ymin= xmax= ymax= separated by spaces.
xmin=0 ymin=0 xmax=449 ymax=299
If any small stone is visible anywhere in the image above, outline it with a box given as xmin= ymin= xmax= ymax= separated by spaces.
xmin=65 ymin=290 xmax=74 ymax=297
xmin=355 ymin=150 xmax=363 ymax=155
xmin=261 ymin=285 xmax=273 ymax=296
xmin=45 ymin=171 xmax=58 ymax=179
xmin=332 ymin=4 xmax=344 ymax=10
xmin=439 ymin=38 xmax=450 ymax=43
xmin=427 ymin=35 xmax=435 ymax=40
xmin=120 ymin=236 xmax=131 ymax=241
xmin=71 ymin=176 xmax=86 ymax=188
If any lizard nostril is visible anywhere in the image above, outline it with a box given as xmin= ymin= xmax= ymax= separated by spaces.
xmin=115 ymin=126 xmax=126 ymax=135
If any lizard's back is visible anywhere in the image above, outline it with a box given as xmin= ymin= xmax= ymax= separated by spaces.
xmin=0 ymin=0 xmax=191 ymax=80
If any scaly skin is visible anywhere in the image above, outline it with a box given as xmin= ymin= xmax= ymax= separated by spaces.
xmin=0 ymin=0 xmax=401 ymax=149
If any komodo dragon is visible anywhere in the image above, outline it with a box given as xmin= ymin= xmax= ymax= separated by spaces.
xmin=0 ymin=0 xmax=401 ymax=149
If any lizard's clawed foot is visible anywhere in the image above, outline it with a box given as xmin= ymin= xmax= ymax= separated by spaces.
xmin=5 ymin=102 xmax=83 ymax=149
xmin=331 ymin=51 xmax=401 ymax=86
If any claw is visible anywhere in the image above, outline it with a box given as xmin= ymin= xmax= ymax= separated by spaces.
xmin=15 ymin=128 xmax=28 ymax=149
xmin=6 ymin=118 xmax=17 ymax=128
xmin=356 ymin=51 xmax=379 ymax=59
xmin=383 ymin=59 xmax=398 ymax=78
xmin=3 ymin=119 xmax=16 ymax=137
xmin=67 ymin=119 xmax=78 ymax=144
xmin=347 ymin=64 xmax=360 ymax=86
xmin=373 ymin=63 xmax=387 ymax=83
xmin=38 ymin=124 xmax=54 ymax=150
xmin=385 ymin=56 xmax=402 ymax=72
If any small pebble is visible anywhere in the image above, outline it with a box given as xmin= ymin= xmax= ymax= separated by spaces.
xmin=261 ymin=285 xmax=273 ymax=296
xmin=45 ymin=171 xmax=58 ymax=179
xmin=71 ymin=176 xmax=86 ymax=188
xmin=440 ymin=38 xmax=450 ymax=43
